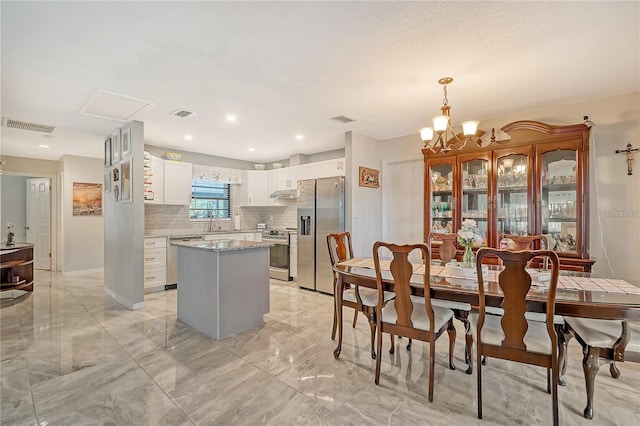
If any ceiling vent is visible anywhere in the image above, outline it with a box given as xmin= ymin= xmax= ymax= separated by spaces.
xmin=172 ymin=109 xmax=197 ymax=118
xmin=3 ymin=117 xmax=56 ymax=134
xmin=331 ymin=115 xmax=355 ymax=124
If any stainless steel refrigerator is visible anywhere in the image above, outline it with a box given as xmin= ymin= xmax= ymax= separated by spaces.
xmin=297 ymin=176 xmax=345 ymax=294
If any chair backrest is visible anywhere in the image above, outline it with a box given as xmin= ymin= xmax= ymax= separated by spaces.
xmin=373 ymin=242 xmax=432 ymax=329
xmin=499 ymin=234 xmax=545 ymax=250
xmin=476 ymin=248 xmax=560 ymax=352
xmin=428 ymin=232 xmax=457 ymax=262
xmin=326 ymin=232 xmax=354 ymax=267
xmin=499 ymin=234 xmax=550 ymax=268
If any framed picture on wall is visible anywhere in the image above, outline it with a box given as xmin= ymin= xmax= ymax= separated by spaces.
xmin=72 ymin=182 xmax=103 ymax=216
xmin=111 ymin=128 xmax=121 ymax=164
xmin=121 ymin=127 xmax=131 ymax=158
xmin=104 ymin=137 xmax=111 ymax=167
xmin=120 ymin=159 xmax=132 ymax=203
xmin=104 ymin=170 xmax=111 ymax=192
xmin=359 ymin=166 xmax=380 ymax=188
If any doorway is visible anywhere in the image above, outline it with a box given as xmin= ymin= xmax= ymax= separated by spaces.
xmin=1 ymin=173 xmax=55 ymax=270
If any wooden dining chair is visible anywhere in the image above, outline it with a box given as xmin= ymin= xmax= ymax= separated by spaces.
xmin=428 ymin=232 xmax=474 ymax=372
xmin=373 ymin=241 xmax=456 ymax=402
xmin=327 ymin=232 xmax=394 ymax=359
xmin=560 ymin=318 xmax=640 ymax=419
xmin=474 ymin=248 xmax=560 ymax=426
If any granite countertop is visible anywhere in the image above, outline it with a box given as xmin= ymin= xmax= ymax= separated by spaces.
xmin=1 ymin=242 xmax=35 ymax=251
xmin=171 ymin=239 xmax=272 ymax=252
xmin=145 ymin=230 xmax=261 ymax=238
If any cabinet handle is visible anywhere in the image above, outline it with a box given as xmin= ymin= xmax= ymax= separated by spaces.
xmin=146 ymin=276 xmax=155 ymax=281
xmin=145 ymin=257 xmax=155 ymax=261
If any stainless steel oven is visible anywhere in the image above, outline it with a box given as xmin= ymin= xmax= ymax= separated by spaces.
xmin=262 ymin=230 xmax=290 ymax=281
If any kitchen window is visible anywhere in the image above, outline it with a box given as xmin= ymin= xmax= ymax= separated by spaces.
xmin=189 ymin=180 xmax=231 ymax=220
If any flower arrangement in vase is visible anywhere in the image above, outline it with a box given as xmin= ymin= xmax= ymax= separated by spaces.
xmin=457 ymin=219 xmax=484 ymax=266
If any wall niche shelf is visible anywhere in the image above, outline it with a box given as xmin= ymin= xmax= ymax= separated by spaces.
xmin=1 ymin=243 xmax=34 ymax=292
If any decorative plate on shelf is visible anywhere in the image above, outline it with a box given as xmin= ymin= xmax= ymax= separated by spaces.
xmin=164 ymin=152 xmax=183 ymax=161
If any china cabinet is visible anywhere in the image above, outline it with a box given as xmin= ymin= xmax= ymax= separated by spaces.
xmin=423 ymin=121 xmax=594 ymax=272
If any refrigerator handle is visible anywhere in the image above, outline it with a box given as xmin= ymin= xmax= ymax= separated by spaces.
xmin=300 ymin=216 xmax=311 ymax=235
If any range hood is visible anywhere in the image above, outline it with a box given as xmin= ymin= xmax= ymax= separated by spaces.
xmin=270 ymin=189 xmax=297 ymax=199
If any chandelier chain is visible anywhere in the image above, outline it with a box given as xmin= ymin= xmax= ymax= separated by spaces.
xmin=442 ymin=83 xmax=448 ymax=106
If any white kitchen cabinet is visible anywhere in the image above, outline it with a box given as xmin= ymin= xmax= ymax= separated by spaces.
xmin=144 ymin=237 xmax=166 ymax=292
xmin=301 ymin=162 xmax=321 ymax=180
xmin=289 ymin=165 xmax=302 ymax=188
xmin=238 ymin=170 xmax=270 ymax=206
xmin=276 ymin=168 xmax=290 ymax=190
xmin=144 ymin=154 xmax=164 ymax=204
xmin=319 ymin=157 xmax=345 ymax=177
xmin=163 ymin=160 xmax=193 ymax=205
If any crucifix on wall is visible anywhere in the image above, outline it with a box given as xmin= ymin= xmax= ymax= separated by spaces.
xmin=615 ymin=143 xmax=639 ymax=175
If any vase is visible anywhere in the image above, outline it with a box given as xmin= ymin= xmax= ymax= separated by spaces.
xmin=462 ymin=245 xmax=474 ymax=266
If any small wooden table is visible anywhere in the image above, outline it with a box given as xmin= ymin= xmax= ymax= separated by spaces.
xmin=1 ymin=243 xmax=34 ymax=294
xmin=333 ymin=259 xmax=640 ymax=420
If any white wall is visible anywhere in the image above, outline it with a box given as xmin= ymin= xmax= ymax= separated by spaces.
xmin=104 ymin=121 xmax=145 ymax=309
xmin=1 ymin=175 xmax=28 ymax=241
xmin=60 ymin=155 xmax=105 ymax=272
xmin=345 ymin=131 xmax=382 ymax=257
xmin=377 ymin=91 xmax=640 ymax=285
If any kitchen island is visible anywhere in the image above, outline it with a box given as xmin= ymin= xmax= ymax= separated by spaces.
xmin=172 ymin=239 xmax=272 ymax=340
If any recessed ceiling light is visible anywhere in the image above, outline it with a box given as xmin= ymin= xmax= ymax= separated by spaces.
xmin=184 ymin=134 xmax=193 ymax=140
xmin=248 ymin=147 xmax=256 ymax=152
xmin=295 ymin=134 xmax=304 ymax=141
xmin=38 ymin=144 xmax=50 ymax=148
xmin=226 ymin=115 xmax=237 ymax=122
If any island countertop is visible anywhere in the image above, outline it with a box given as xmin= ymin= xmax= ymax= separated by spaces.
xmin=171 ymin=239 xmax=272 ymax=252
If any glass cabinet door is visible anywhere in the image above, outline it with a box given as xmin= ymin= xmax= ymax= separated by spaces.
xmin=459 ymin=155 xmax=489 ymax=244
xmin=427 ymin=160 xmax=454 ymax=235
xmin=495 ymin=149 xmax=532 ymax=242
xmin=540 ymin=148 xmax=579 ymax=254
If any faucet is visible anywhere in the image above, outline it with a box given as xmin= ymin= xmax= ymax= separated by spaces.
xmin=208 ymin=209 xmax=221 ymax=232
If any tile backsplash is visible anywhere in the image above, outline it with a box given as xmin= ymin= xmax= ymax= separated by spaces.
xmin=145 ymin=199 xmax=297 ymax=236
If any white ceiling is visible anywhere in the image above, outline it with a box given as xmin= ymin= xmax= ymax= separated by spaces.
xmin=1 ymin=1 xmax=638 ymax=163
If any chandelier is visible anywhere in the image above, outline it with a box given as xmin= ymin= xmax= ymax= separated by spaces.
xmin=420 ymin=77 xmax=482 ymax=153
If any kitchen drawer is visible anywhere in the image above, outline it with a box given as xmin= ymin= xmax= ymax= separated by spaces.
xmin=144 ymin=248 xmax=166 ymax=268
xmin=144 ymin=266 xmax=166 ymax=288
xmin=144 ymin=237 xmax=167 ymax=249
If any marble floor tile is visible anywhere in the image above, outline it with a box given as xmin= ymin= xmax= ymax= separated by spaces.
xmin=1 ymin=270 xmax=639 ymax=426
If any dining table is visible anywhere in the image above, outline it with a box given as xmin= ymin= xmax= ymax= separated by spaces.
xmin=333 ymin=258 xmax=640 ymax=420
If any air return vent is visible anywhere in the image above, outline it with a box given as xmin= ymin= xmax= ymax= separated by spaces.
xmin=331 ymin=115 xmax=355 ymax=124
xmin=3 ymin=117 xmax=56 ymax=134
xmin=172 ymin=109 xmax=197 ymax=118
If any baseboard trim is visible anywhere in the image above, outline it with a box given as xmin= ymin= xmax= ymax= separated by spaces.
xmin=103 ymin=286 xmax=145 ymax=310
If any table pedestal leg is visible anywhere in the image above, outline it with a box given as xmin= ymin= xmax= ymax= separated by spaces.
xmin=557 ymin=323 xmax=572 ymax=386
xmin=582 ymin=345 xmax=599 ymax=419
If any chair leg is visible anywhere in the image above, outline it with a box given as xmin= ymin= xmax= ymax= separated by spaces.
xmin=477 ymin=345 xmax=483 ymax=419
xmin=552 ymin=364 xmax=559 ymax=426
xmin=547 ymin=368 xmax=551 ymax=394
xmin=352 ymin=308 xmax=358 ymax=328
xmin=331 ymin=303 xmax=337 ymax=340
xmin=389 ymin=334 xmax=395 ymax=354
xmin=557 ymin=323 xmax=572 ymax=386
xmin=406 ymin=338 xmax=412 ymax=351
xmin=447 ymin=319 xmax=456 ymax=370
xmin=429 ymin=339 xmax=435 ymax=402
xmin=375 ymin=326 xmax=383 ymax=385
xmin=609 ymin=361 xmax=621 ymax=379
xmin=368 ymin=320 xmax=376 ymax=360
xmin=465 ymin=325 xmax=474 ymax=375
